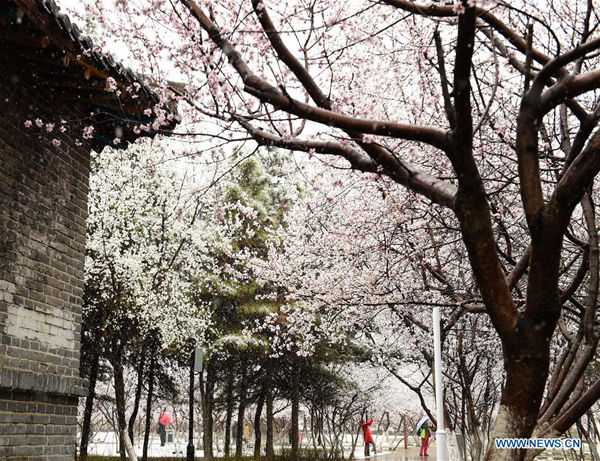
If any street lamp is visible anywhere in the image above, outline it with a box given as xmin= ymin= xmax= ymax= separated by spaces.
xmin=433 ymin=305 xmax=448 ymax=460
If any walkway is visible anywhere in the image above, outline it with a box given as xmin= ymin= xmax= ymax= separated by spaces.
xmin=355 ymin=447 xmax=435 ymax=460
xmin=88 ymin=434 xmax=436 ymax=459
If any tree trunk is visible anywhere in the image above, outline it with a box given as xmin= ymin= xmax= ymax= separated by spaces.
xmin=224 ymin=368 xmax=234 ymax=457
xmin=485 ymin=331 xmax=552 ymax=461
xmin=123 ymin=431 xmax=139 ymax=461
xmin=587 ymin=410 xmax=600 ymax=461
xmin=202 ymin=361 xmax=215 ymax=459
xmin=79 ymin=351 xmax=100 ymax=461
xmin=129 ymin=343 xmax=146 ymax=446
xmin=142 ymin=353 xmax=155 ymax=461
xmin=254 ymin=391 xmax=266 ymax=458
xmin=113 ymin=360 xmax=128 ymax=461
xmin=265 ymin=359 xmax=275 ymax=457
xmin=235 ymin=363 xmax=248 ymax=458
xmin=577 ymin=420 xmax=600 ymax=461
xmin=291 ymin=359 xmax=300 ymax=456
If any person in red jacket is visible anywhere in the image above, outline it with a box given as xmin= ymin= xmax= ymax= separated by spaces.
xmin=361 ymin=418 xmax=377 ymax=456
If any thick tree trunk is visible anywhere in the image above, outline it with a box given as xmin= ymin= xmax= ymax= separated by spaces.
xmin=224 ymin=369 xmax=235 ymax=457
xmin=235 ymin=363 xmax=248 ymax=458
xmin=254 ymin=391 xmax=266 ymax=458
xmin=113 ymin=360 xmax=128 ymax=461
xmin=485 ymin=330 xmax=553 ymax=461
xmin=265 ymin=359 xmax=275 ymax=457
xmin=291 ymin=359 xmax=300 ymax=456
xmin=142 ymin=353 xmax=155 ymax=461
xmin=129 ymin=344 xmax=146 ymax=446
xmin=79 ymin=351 xmax=100 ymax=461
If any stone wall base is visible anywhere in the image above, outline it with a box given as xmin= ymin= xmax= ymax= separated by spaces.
xmin=0 ymin=388 xmax=78 ymax=459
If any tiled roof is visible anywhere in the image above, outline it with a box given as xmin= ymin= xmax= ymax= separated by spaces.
xmin=28 ymin=0 xmax=159 ymax=104
xmin=1 ymin=0 xmax=176 ymax=146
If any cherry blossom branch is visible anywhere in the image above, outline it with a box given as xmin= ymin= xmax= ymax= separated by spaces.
xmin=236 ymin=117 xmax=378 ymax=172
xmin=559 ymin=103 xmax=600 ymax=179
xmin=516 ymin=97 xmax=545 ymax=232
xmin=449 ymin=6 xmax=518 ymax=338
xmin=434 ymin=30 xmax=456 ymax=129
xmin=559 ymin=250 xmax=590 ymax=306
xmin=550 ymin=129 xmax=600 ymax=231
xmin=546 ymin=374 xmax=600 ymax=437
xmin=179 ymin=0 xmax=450 ymax=148
xmin=251 ymin=2 xmax=413 ymax=163
xmin=532 ymin=36 xmax=600 ymax=94
xmin=478 ymin=26 xmax=589 ymax=122
xmin=251 ymin=0 xmax=329 ymax=109
xmin=506 ymin=245 xmax=531 ymax=291
xmin=539 ymin=69 xmax=600 ymax=115
xmin=242 ymin=84 xmax=449 ymax=146
xmin=382 ymin=0 xmax=581 ymax=80
xmin=581 ymin=193 xmax=599 ymax=344
xmin=235 ymin=116 xmax=457 ymax=208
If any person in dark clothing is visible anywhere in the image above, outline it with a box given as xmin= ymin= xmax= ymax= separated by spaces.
xmin=157 ymin=422 xmax=167 ymax=447
xmin=157 ymin=410 xmax=171 ymax=446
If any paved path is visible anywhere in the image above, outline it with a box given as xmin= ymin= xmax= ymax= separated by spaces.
xmin=354 ymin=447 xmax=436 ymax=460
xmin=89 ymin=437 xmax=436 ymax=460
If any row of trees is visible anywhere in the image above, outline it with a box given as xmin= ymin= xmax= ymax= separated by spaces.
xmin=78 ymin=141 xmax=394 ymax=460
xmin=79 ymin=135 xmax=600 ymax=460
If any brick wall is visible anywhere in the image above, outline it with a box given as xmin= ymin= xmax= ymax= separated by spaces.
xmin=0 ymin=54 xmax=91 ymax=459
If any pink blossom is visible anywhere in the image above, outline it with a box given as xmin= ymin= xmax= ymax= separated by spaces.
xmin=83 ymin=125 xmax=95 ymax=139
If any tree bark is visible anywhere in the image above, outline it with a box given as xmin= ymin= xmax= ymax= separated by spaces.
xmin=224 ymin=368 xmax=235 ymax=457
xmin=201 ymin=361 xmax=215 ymax=459
xmin=113 ymin=360 xmax=128 ymax=461
xmin=265 ymin=359 xmax=275 ymax=457
xmin=79 ymin=351 xmax=100 ymax=461
xmin=123 ymin=431 xmax=139 ymax=461
xmin=254 ymin=390 xmax=266 ymax=458
xmin=291 ymin=359 xmax=300 ymax=456
xmin=485 ymin=325 xmax=556 ymax=461
xmin=129 ymin=343 xmax=146 ymax=446
xmin=142 ymin=353 xmax=155 ymax=461
xmin=235 ymin=363 xmax=248 ymax=458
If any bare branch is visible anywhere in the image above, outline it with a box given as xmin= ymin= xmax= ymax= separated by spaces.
xmin=434 ymin=30 xmax=456 ymax=129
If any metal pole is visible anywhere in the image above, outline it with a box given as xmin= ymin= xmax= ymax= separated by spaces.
xmin=433 ymin=305 xmax=448 ymax=460
xmin=187 ymin=348 xmax=195 ymax=461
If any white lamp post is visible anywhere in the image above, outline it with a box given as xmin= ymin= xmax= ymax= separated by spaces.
xmin=433 ymin=305 xmax=448 ymax=460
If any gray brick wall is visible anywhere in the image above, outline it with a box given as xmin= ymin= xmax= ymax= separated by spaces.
xmin=0 ymin=54 xmax=90 ymax=459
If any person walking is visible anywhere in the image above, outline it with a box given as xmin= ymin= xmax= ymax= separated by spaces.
xmin=419 ymin=421 xmax=431 ymax=457
xmin=361 ymin=418 xmax=377 ymax=456
xmin=157 ymin=409 xmax=171 ymax=447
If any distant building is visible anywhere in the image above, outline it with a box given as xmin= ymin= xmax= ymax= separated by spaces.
xmin=0 ymin=0 xmax=173 ymax=458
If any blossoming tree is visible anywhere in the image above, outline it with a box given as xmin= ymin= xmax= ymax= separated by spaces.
xmin=83 ymin=140 xmax=212 ymax=459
